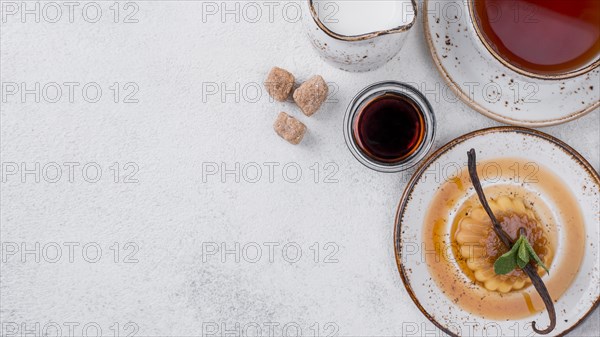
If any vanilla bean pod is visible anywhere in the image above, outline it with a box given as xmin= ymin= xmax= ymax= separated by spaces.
xmin=467 ymin=149 xmax=556 ymax=334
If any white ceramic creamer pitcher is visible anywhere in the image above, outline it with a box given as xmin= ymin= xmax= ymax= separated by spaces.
xmin=302 ymin=0 xmax=417 ymax=72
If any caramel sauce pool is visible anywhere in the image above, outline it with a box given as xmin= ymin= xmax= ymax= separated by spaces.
xmin=424 ymin=158 xmax=585 ymax=319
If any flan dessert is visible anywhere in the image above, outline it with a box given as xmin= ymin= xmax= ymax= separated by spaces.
xmin=455 ymin=196 xmax=553 ymax=293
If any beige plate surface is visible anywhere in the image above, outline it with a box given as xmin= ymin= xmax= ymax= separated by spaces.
xmin=424 ymin=0 xmax=600 ymax=127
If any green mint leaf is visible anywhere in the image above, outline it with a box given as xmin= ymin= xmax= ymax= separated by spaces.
xmin=517 ymin=238 xmax=530 ymax=268
xmin=523 ymin=238 xmax=550 ymax=275
xmin=494 ymin=238 xmax=521 ymax=275
xmin=494 ymin=251 xmax=517 ymax=274
xmin=516 ymin=257 xmax=527 ymax=269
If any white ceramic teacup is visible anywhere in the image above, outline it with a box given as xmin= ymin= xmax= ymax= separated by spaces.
xmin=302 ymin=0 xmax=417 ymax=72
xmin=466 ymin=0 xmax=600 ymax=80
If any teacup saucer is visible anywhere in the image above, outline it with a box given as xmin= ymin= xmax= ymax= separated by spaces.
xmin=424 ymin=0 xmax=599 ymax=127
xmin=394 ymin=127 xmax=599 ymax=336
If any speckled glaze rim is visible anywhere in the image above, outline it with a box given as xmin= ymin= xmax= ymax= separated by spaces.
xmin=393 ymin=126 xmax=600 ymax=337
xmin=308 ymin=0 xmax=418 ymax=41
xmin=466 ymin=0 xmax=600 ymax=81
xmin=423 ymin=0 xmax=600 ymax=127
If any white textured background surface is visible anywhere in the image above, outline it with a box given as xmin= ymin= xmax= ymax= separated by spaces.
xmin=1 ymin=1 xmax=598 ymax=336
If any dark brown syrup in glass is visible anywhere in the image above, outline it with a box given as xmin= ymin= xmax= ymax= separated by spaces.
xmin=473 ymin=0 xmax=600 ymax=75
xmin=353 ymin=93 xmax=425 ymax=163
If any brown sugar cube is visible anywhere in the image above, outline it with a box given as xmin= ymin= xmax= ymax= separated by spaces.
xmin=273 ymin=112 xmax=306 ymax=145
xmin=293 ymin=75 xmax=329 ymax=116
xmin=264 ymin=67 xmax=295 ymax=102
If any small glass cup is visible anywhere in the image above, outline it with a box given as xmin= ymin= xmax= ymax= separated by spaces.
xmin=344 ymin=81 xmax=436 ymax=173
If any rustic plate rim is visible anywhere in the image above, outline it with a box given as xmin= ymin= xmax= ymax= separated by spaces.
xmin=393 ymin=126 xmax=600 ymax=337
xmin=423 ymin=0 xmax=600 ymax=127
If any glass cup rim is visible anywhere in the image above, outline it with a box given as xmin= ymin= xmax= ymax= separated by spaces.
xmin=466 ymin=0 xmax=600 ymax=80
xmin=343 ymin=81 xmax=436 ymax=173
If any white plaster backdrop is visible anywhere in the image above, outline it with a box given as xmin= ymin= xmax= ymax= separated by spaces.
xmin=0 ymin=1 xmax=598 ymax=336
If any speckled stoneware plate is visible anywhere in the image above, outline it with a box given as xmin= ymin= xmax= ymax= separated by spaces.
xmin=424 ymin=0 xmax=600 ymax=127
xmin=394 ymin=127 xmax=600 ymax=337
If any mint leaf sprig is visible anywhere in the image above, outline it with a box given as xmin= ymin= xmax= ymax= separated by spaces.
xmin=494 ymin=228 xmax=550 ymax=275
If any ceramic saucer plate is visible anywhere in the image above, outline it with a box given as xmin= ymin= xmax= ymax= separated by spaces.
xmin=424 ymin=0 xmax=600 ymax=127
xmin=394 ymin=127 xmax=599 ymax=336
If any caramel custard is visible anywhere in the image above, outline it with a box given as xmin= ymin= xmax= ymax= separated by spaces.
xmin=424 ymin=158 xmax=585 ymax=319
xmin=455 ymin=195 xmax=553 ymax=293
